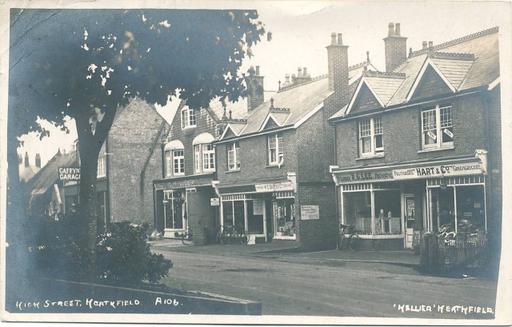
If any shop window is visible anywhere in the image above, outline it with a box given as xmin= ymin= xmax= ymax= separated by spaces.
xmin=164 ymin=191 xmax=184 ymax=230
xmin=181 ymin=107 xmax=197 ymax=129
xmin=248 ymin=199 xmax=264 ymax=234
xmin=421 ymin=105 xmax=453 ymax=149
xmin=172 ymin=149 xmax=185 ymax=175
xmin=358 ymin=116 xmax=383 ymax=157
xmin=456 ymin=186 xmax=485 ymax=230
xmin=374 ymin=190 xmax=401 ymax=235
xmin=227 ymin=141 xmax=241 ymax=171
xmin=222 ymin=200 xmax=246 ymax=234
xmin=273 ymin=199 xmax=295 ymax=238
xmin=267 ymin=133 xmax=284 ymax=166
xmin=343 ymin=192 xmax=372 ymax=235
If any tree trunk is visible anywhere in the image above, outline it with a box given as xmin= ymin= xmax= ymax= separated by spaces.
xmin=75 ymin=113 xmax=103 ymax=277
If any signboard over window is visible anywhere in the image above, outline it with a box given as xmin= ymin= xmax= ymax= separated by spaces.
xmin=300 ymin=205 xmax=319 ymax=220
xmin=210 ymin=198 xmax=220 ymax=207
xmin=255 ymin=181 xmax=294 ymax=193
xmin=392 ymin=162 xmax=484 ymax=180
xmin=58 ymin=167 xmax=80 ymax=181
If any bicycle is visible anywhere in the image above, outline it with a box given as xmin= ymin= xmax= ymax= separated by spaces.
xmin=337 ymin=224 xmax=360 ymax=250
xmin=174 ymin=230 xmax=193 ymax=245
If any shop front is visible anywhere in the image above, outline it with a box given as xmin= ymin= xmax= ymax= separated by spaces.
xmin=154 ymin=174 xmax=218 ymax=244
xmin=216 ymin=179 xmax=297 ymax=243
xmin=331 ymin=151 xmax=488 ymax=250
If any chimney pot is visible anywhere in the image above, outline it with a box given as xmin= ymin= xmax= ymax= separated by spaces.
xmin=330 ymin=32 xmax=337 ymax=45
xmin=24 ymin=152 xmax=29 ymax=167
xmin=422 ymin=41 xmax=428 ymax=49
xmin=428 ymin=41 xmax=433 ymax=48
xmin=388 ymin=22 xmax=395 ymax=36
xmin=366 ymin=51 xmax=370 ymax=63
xmin=409 ymin=47 xmax=413 ymax=57
xmin=337 ymin=33 xmax=343 ymax=45
xmin=35 ymin=153 xmax=41 ymax=168
xmin=297 ymin=67 xmax=302 ymax=77
xmin=395 ymin=23 xmax=401 ymax=36
xmin=303 ymin=67 xmax=308 ymax=77
xmin=255 ymin=66 xmax=260 ymax=76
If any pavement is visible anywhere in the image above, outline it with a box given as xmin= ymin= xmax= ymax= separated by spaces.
xmin=152 ymin=240 xmax=498 ymax=318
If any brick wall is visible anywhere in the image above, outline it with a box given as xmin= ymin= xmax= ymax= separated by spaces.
xmin=216 ymin=130 xmax=298 ymax=185
xmin=335 ymin=92 xmax=488 ymax=168
xmin=165 ymin=107 xmax=218 ymax=177
xmin=384 ymin=36 xmax=407 ymax=72
xmin=107 ymin=98 xmax=164 ymax=229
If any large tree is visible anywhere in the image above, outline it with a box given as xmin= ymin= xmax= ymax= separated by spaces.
xmin=8 ymin=9 xmax=265 ymax=260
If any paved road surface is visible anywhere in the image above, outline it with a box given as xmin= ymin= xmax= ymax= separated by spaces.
xmin=155 ymin=248 xmax=497 ymax=318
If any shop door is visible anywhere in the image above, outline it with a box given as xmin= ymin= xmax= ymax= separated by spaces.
xmin=403 ymin=194 xmax=415 ymax=249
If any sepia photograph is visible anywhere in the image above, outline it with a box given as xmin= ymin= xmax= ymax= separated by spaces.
xmin=1 ymin=0 xmax=511 ymax=325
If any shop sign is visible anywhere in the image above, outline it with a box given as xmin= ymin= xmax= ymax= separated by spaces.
xmin=255 ymin=181 xmax=294 ymax=193
xmin=393 ymin=162 xmax=483 ymax=180
xmin=336 ymin=170 xmax=394 ymax=183
xmin=58 ymin=167 xmax=80 ymax=181
xmin=210 ymin=197 xmax=220 ymax=207
xmin=300 ymin=205 xmax=319 ymax=220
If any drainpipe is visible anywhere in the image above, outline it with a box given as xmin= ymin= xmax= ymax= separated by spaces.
xmin=140 ymin=121 xmax=167 ymax=230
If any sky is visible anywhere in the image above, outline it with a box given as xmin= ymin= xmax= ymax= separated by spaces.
xmin=16 ymin=1 xmax=510 ymax=167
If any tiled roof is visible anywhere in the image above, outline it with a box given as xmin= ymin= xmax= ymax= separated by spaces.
xmin=332 ymin=26 xmax=499 ymax=118
xmin=224 ymin=62 xmax=367 ymax=138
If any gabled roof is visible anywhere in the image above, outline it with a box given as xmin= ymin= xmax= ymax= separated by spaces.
xmin=219 ymin=62 xmax=367 ymax=140
xmin=331 ymin=26 xmax=499 ymax=120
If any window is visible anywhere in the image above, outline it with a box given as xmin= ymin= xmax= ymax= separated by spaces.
xmin=97 ymin=155 xmax=106 ymax=178
xmin=181 ymin=107 xmax=196 ymax=129
xmin=172 ymin=149 xmax=185 ymax=175
xmin=359 ymin=116 xmax=383 ymax=156
xmin=193 ymin=143 xmax=215 ymax=174
xmin=267 ymin=133 xmax=284 ymax=166
xmin=421 ymin=105 xmax=453 ymax=149
xmin=165 ymin=151 xmax=172 ymax=177
xmin=227 ymin=141 xmax=240 ymax=171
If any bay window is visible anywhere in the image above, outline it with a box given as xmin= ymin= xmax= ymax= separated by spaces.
xmin=268 ymin=133 xmax=284 ymax=166
xmin=421 ymin=105 xmax=453 ymax=149
xmin=227 ymin=141 xmax=240 ymax=171
xmin=359 ymin=116 xmax=383 ymax=157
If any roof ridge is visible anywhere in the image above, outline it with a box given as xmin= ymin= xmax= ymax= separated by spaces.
xmin=364 ymin=70 xmax=406 ymax=79
xmin=410 ymin=26 xmax=499 ymax=58
xmin=430 ymin=51 xmax=476 ymax=60
xmin=278 ymin=74 xmax=328 ymax=92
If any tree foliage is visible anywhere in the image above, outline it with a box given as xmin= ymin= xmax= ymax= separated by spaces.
xmin=8 ymin=9 xmax=266 ymax=257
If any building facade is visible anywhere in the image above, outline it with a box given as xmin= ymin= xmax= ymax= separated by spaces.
xmin=329 ymin=25 xmax=501 ymax=250
xmin=214 ymin=34 xmax=369 ymax=249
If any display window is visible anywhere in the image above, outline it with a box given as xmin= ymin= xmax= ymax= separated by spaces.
xmin=343 ymin=192 xmax=372 ymax=234
xmin=374 ymin=190 xmax=401 ymax=235
xmin=273 ymin=199 xmax=296 ymax=238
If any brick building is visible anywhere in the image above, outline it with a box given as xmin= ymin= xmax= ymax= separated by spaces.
xmin=329 ymin=25 xmax=501 ymax=250
xmin=214 ymin=35 xmax=369 ymax=249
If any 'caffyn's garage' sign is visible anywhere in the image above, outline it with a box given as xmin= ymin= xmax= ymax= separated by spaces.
xmin=58 ymin=167 xmax=80 ymax=181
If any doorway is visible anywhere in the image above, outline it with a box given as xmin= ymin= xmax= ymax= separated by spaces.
xmin=403 ymin=194 xmax=416 ymax=249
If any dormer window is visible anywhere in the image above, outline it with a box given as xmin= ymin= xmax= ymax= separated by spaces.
xmin=421 ymin=105 xmax=453 ymax=150
xmin=181 ymin=107 xmax=196 ymax=129
xmin=359 ymin=116 xmax=383 ymax=157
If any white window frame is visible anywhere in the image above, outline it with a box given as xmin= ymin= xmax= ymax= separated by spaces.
xmin=97 ymin=155 xmax=106 ymax=178
xmin=267 ymin=133 xmax=284 ymax=166
xmin=193 ymin=143 xmax=215 ymax=174
xmin=165 ymin=150 xmax=173 ymax=177
xmin=181 ymin=107 xmax=197 ymax=129
xmin=421 ymin=105 xmax=454 ymax=150
xmin=227 ymin=141 xmax=241 ymax=171
xmin=172 ymin=149 xmax=185 ymax=176
xmin=359 ymin=116 xmax=383 ymax=157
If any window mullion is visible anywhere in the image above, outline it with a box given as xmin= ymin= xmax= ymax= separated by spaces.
xmin=370 ymin=118 xmax=375 ymax=153
xmin=436 ymin=105 xmax=441 ymax=147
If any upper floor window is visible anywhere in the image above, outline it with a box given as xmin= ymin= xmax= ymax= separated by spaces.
xmin=181 ymin=107 xmax=196 ymax=129
xmin=164 ymin=140 xmax=185 ymax=177
xmin=268 ymin=133 xmax=284 ymax=166
xmin=172 ymin=149 xmax=185 ymax=175
xmin=192 ymin=133 xmax=215 ymax=174
xmin=227 ymin=141 xmax=240 ymax=171
xmin=359 ymin=116 xmax=383 ymax=157
xmin=421 ymin=105 xmax=453 ymax=149
xmin=97 ymin=155 xmax=106 ymax=178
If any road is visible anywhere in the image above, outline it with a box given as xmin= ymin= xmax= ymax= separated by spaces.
xmin=154 ymin=247 xmax=497 ymax=318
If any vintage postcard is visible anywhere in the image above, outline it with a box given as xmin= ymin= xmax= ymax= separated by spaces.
xmin=0 ymin=0 xmax=511 ymax=325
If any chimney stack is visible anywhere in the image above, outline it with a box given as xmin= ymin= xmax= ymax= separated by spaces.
xmin=422 ymin=41 xmax=428 ymax=50
xmin=35 ymin=153 xmax=41 ymax=168
xmin=383 ymin=22 xmax=407 ymax=72
xmin=428 ymin=41 xmax=434 ymax=50
xmin=326 ymin=32 xmax=349 ymax=106
xmin=24 ymin=152 xmax=29 ymax=167
xmin=246 ymin=65 xmax=264 ymax=111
